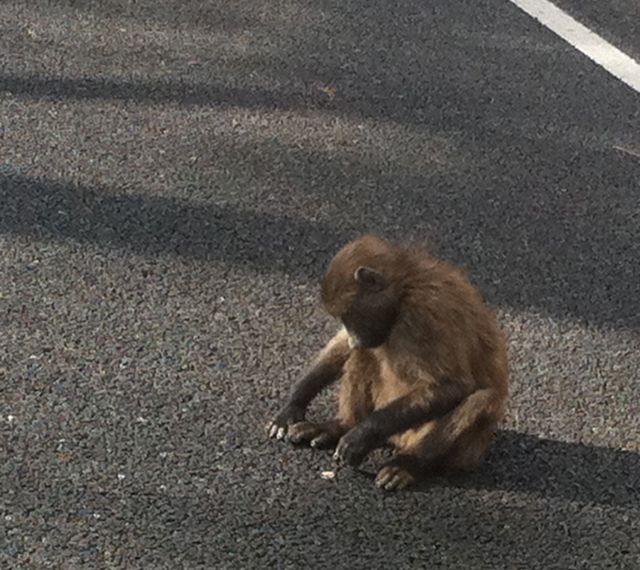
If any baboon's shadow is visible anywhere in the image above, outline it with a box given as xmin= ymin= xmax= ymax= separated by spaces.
xmin=419 ymin=429 xmax=640 ymax=509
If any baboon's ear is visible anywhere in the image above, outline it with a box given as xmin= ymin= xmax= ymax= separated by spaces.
xmin=354 ymin=266 xmax=386 ymax=292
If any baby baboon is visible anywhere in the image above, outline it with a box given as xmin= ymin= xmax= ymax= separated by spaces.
xmin=268 ymin=235 xmax=509 ymax=490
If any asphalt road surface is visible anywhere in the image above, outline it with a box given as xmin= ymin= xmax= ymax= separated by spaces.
xmin=1 ymin=1 xmax=639 ymax=568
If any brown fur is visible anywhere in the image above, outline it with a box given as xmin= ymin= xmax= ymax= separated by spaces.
xmin=269 ymin=234 xmax=509 ymax=490
xmin=324 ymin=235 xmax=509 ymax=480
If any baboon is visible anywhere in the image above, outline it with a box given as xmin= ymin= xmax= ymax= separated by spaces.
xmin=268 ymin=234 xmax=509 ymax=490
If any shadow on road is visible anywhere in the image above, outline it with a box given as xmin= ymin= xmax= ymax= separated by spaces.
xmin=437 ymin=430 xmax=640 ymax=510
xmin=1 ymin=2 xmax=639 ymax=332
xmin=0 ymin=73 xmax=314 ymax=113
xmin=0 ymin=172 xmax=348 ymax=279
xmin=1 ymin=163 xmax=638 ymax=330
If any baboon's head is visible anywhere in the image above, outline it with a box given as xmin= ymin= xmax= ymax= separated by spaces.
xmin=321 ymin=235 xmax=401 ymax=349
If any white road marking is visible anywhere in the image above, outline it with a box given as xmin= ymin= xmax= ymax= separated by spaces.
xmin=509 ymin=0 xmax=640 ymax=93
xmin=613 ymin=144 xmax=640 ymax=160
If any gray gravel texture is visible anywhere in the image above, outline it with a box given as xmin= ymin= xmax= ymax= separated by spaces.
xmin=1 ymin=1 xmax=639 ymax=569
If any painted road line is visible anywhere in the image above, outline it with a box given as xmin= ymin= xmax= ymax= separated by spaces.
xmin=509 ymin=0 xmax=640 ymax=94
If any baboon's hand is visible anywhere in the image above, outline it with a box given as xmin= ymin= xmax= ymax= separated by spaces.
xmin=287 ymin=421 xmax=344 ymax=449
xmin=333 ymin=424 xmax=376 ymax=467
xmin=267 ymin=404 xmax=306 ymax=440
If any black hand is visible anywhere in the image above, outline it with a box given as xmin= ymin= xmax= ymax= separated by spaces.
xmin=333 ymin=423 xmax=377 ymax=466
xmin=267 ymin=404 xmax=306 ymax=440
